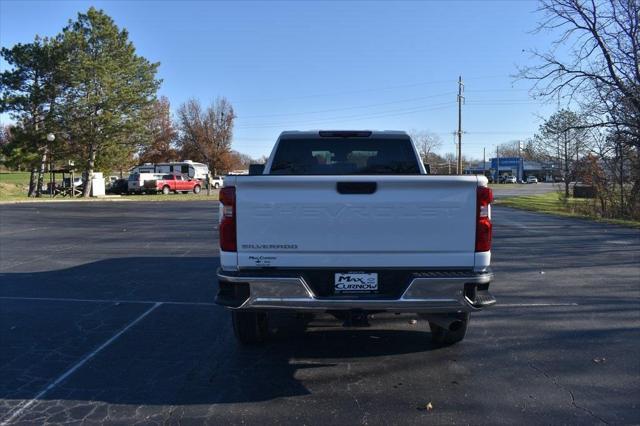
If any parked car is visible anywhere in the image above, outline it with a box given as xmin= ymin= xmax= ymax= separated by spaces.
xmin=215 ymin=130 xmax=495 ymax=345
xmin=503 ymin=175 xmax=517 ymax=184
xmin=107 ymin=178 xmax=128 ymax=194
xmin=526 ymin=176 xmax=539 ymax=184
xmin=211 ymin=175 xmax=224 ymax=189
xmin=144 ymin=174 xmax=202 ymax=194
xmin=106 ymin=175 xmax=119 ymax=188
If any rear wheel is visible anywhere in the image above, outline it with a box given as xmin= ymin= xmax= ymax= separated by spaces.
xmin=428 ymin=313 xmax=470 ymax=346
xmin=214 ymin=183 xmax=220 ymax=189
xmin=161 ymin=185 xmax=170 ymax=195
xmin=193 ymin=184 xmax=201 ymax=194
xmin=231 ymin=311 xmax=269 ymax=344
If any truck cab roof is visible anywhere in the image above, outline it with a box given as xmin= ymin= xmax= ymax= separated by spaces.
xmin=278 ymin=130 xmax=409 ymax=139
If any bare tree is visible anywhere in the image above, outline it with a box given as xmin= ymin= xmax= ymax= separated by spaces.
xmin=409 ymin=130 xmax=442 ymax=163
xmin=176 ymin=97 xmax=236 ymax=175
xmin=139 ymin=96 xmax=179 ymax=163
xmin=534 ymin=109 xmax=590 ymax=197
xmin=220 ymin=150 xmax=254 ymax=173
xmin=442 ymin=152 xmax=457 ymax=175
xmin=520 ymin=0 xmax=640 ymax=143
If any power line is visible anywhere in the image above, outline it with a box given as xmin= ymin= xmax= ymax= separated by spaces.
xmin=236 ymin=102 xmax=456 ymax=129
xmin=232 ymin=75 xmax=517 ymax=104
xmin=239 ymin=92 xmax=455 ymax=119
xmin=234 ymin=78 xmax=460 ymax=103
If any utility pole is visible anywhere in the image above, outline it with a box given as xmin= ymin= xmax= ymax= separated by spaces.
xmin=452 ymin=132 xmax=458 ymax=174
xmin=457 ymin=76 xmax=464 ymax=175
xmin=483 ymin=147 xmax=486 ymax=176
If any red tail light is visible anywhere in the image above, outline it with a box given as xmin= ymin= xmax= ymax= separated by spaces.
xmin=475 ymin=186 xmax=493 ymax=252
xmin=219 ymin=186 xmax=237 ymax=252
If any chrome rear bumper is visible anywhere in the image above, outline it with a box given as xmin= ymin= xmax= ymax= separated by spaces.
xmin=216 ymin=269 xmax=495 ymax=313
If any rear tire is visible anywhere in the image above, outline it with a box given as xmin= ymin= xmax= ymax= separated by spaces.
xmin=214 ymin=183 xmax=220 ymax=189
xmin=193 ymin=184 xmax=201 ymax=194
xmin=162 ymin=185 xmax=170 ymax=195
xmin=429 ymin=313 xmax=470 ymax=346
xmin=231 ymin=311 xmax=269 ymax=344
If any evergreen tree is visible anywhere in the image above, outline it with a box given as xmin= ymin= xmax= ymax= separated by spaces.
xmin=0 ymin=37 xmax=65 ymax=196
xmin=60 ymin=7 xmax=160 ymax=196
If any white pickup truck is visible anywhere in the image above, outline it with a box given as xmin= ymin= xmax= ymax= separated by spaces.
xmin=215 ymin=130 xmax=495 ymax=345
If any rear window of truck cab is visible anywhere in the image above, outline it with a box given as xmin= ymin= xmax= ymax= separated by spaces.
xmin=270 ymin=137 xmax=420 ymax=175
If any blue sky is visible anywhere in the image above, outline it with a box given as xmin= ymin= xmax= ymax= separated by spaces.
xmin=1 ymin=0 xmax=559 ymax=160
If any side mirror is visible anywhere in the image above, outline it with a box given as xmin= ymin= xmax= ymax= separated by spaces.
xmin=249 ymin=164 xmax=265 ymax=175
xmin=423 ymin=163 xmax=431 ymax=175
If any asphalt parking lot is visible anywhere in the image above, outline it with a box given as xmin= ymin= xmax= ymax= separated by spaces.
xmin=1 ymin=201 xmax=639 ymax=424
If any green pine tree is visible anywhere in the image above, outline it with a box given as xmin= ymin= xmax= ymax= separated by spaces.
xmin=60 ymin=7 xmax=160 ymax=196
xmin=0 ymin=36 xmax=65 ymax=196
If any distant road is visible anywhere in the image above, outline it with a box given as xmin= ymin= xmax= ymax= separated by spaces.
xmin=491 ymin=182 xmax=559 ymax=199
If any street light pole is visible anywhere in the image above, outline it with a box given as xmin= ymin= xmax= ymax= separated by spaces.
xmin=46 ymin=133 xmax=55 ymax=197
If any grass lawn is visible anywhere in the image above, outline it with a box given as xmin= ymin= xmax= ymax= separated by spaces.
xmin=495 ymin=192 xmax=640 ymax=229
xmin=0 ymin=172 xmax=31 ymax=185
xmin=0 ymin=172 xmax=219 ymax=202
xmin=0 ymin=172 xmax=31 ymax=201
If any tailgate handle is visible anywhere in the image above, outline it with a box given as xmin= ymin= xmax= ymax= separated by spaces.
xmin=336 ymin=182 xmax=377 ymax=194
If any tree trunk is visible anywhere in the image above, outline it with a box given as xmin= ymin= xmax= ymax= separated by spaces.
xmin=619 ymin=142 xmax=624 ymax=217
xmin=28 ymin=168 xmax=38 ymax=197
xmin=564 ymin=132 xmax=569 ymax=198
xmin=35 ymin=150 xmax=47 ymax=197
xmin=83 ymin=143 xmax=95 ymax=197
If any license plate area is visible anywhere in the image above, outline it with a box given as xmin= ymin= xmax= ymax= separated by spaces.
xmin=334 ymin=272 xmax=379 ymax=294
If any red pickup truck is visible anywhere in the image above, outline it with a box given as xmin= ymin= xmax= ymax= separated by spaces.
xmin=144 ymin=174 xmax=202 ymax=195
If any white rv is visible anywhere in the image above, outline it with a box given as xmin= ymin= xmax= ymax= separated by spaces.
xmin=131 ymin=161 xmax=209 ymax=180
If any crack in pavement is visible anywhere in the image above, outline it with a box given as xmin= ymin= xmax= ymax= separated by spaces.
xmin=528 ymin=362 xmax=610 ymax=425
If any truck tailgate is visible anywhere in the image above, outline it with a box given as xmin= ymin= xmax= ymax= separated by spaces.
xmin=234 ymin=175 xmax=479 ymax=269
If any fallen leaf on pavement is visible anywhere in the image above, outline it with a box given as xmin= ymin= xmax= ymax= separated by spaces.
xmin=417 ymin=402 xmax=434 ymax=412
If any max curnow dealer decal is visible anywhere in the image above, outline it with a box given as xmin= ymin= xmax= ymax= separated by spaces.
xmin=248 ymin=256 xmax=277 ymax=266
xmin=334 ymin=273 xmax=379 ymax=292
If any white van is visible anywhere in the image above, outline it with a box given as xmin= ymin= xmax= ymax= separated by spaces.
xmin=127 ymin=172 xmax=164 ymax=193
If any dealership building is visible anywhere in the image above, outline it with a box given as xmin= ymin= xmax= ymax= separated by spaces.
xmin=464 ymin=157 xmax=559 ymax=181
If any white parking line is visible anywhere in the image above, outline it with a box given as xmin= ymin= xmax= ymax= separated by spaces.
xmin=0 ymin=296 xmax=218 ymax=307
xmin=0 ymin=227 xmax=40 ymax=237
xmin=0 ymin=302 xmax=162 ymax=426
xmin=0 ymin=296 xmax=579 ymax=309
xmin=495 ymin=303 xmax=579 ymax=308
